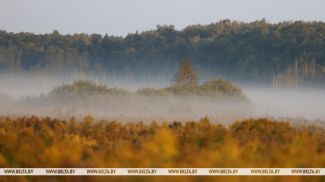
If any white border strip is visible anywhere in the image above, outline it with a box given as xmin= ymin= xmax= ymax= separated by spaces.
xmin=0 ymin=168 xmax=324 ymax=176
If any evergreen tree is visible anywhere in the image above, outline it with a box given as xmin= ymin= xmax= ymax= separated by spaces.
xmin=174 ymin=56 xmax=199 ymax=85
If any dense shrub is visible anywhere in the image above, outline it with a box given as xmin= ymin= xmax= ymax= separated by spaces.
xmin=0 ymin=116 xmax=324 ymax=181
xmin=48 ymin=80 xmax=130 ymax=100
xmin=30 ymin=79 xmax=248 ymax=105
xmin=137 ymin=78 xmax=245 ymax=98
xmin=200 ymin=79 xmax=243 ymax=97
xmin=136 ymin=87 xmax=169 ymax=96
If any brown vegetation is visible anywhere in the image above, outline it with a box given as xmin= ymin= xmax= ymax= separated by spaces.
xmin=0 ymin=116 xmax=324 ymax=181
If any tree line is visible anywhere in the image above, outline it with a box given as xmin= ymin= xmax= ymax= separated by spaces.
xmin=1 ymin=19 xmax=325 ymax=84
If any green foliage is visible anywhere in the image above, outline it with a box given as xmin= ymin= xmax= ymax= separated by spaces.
xmin=136 ymin=87 xmax=168 ymax=96
xmin=166 ymin=78 xmax=245 ymax=97
xmin=44 ymin=78 xmax=246 ymax=103
xmin=1 ymin=20 xmax=325 ymax=83
xmin=200 ymin=79 xmax=243 ymax=97
xmin=135 ymin=78 xmax=244 ymax=99
xmin=48 ymin=80 xmax=129 ymax=100
xmin=164 ymin=84 xmax=201 ymax=95
xmin=24 ymin=78 xmax=247 ymax=108
xmin=46 ymin=74 xmax=244 ymax=97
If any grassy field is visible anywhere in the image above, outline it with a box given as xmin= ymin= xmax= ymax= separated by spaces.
xmin=0 ymin=116 xmax=324 ymax=181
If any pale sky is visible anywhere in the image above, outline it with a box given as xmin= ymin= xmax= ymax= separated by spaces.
xmin=0 ymin=0 xmax=324 ymax=36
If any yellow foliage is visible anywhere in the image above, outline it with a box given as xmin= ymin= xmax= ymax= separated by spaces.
xmin=0 ymin=116 xmax=324 ymax=181
xmin=0 ymin=154 xmax=6 ymax=167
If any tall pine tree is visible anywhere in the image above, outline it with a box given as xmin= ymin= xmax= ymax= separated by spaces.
xmin=174 ymin=56 xmax=199 ymax=86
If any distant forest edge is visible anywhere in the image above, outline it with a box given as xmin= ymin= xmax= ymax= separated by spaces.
xmin=1 ymin=19 xmax=325 ymax=86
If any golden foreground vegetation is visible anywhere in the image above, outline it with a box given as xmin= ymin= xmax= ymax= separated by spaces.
xmin=0 ymin=116 xmax=324 ymax=182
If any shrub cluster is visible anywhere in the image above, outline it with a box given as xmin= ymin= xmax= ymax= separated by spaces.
xmin=48 ymin=80 xmax=130 ymax=100
xmin=48 ymin=79 xmax=246 ymax=99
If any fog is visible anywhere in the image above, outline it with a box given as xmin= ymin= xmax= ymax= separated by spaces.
xmin=244 ymin=87 xmax=325 ymax=120
xmin=0 ymin=73 xmax=171 ymax=99
xmin=1 ymin=73 xmax=325 ymax=122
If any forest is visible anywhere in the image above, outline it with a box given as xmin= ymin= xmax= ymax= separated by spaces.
xmin=1 ymin=20 xmax=325 ymax=85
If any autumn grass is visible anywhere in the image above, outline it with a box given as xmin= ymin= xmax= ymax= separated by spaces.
xmin=0 ymin=116 xmax=324 ymax=182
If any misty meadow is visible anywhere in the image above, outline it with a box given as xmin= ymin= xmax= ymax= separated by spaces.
xmin=0 ymin=19 xmax=325 ymax=182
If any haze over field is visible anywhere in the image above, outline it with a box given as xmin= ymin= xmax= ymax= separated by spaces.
xmin=243 ymin=87 xmax=325 ymax=120
xmin=1 ymin=1 xmax=325 ymax=181
xmin=0 ymin=0 xmax=325 ymax=122
xmin=0 ymin=73 xmax=324 ymax=122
